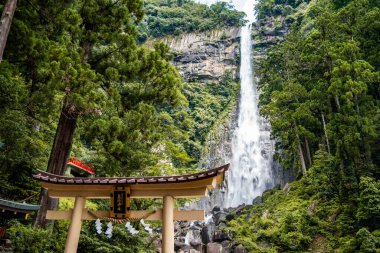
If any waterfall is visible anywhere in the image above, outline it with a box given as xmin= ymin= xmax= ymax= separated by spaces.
xmin=225 ymin=12 xmax=274 ymax=207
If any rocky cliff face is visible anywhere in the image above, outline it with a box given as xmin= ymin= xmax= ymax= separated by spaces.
xmin=189 ymin=104 xmax=238 ymax=211
xmin=201 ymin=105 xmax=238 ymax=170
xmin=147 ymin=27 xmax=240 ymax=82
xmin=252 ymin=15 xmax=291 ymax=68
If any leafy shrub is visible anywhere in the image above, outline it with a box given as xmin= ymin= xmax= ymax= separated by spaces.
xmin=7 ymin=221 xmax=65 ymax=253
xmin=356 ymin=228 xmax=378 ymax=253
xmin=356 ymin=177 xmax=380 ymax=229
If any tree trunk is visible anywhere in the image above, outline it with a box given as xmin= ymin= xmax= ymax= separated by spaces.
xmin=0 ymin=0 xmax=17 ymax=62
xmin=294 ymin=122 xmax=307 ymax=176
xmin=34 ymin=99 xmax=78 ymax=228
xmin=298 ymin=140 xmax=307 ymax=176
xmin=321 ymin=113 xmax=331 ymax=154
xmin=304 ymin=137 xmax=312 ymax=167
xmin=335 ymin=95 xmax=341 ymax=111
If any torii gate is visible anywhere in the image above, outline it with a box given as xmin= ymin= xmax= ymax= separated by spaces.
xmin=33 ymin=164 xmax=229 ymax=253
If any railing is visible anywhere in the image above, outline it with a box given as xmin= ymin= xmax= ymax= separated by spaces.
xmin=67 ymin=158 xmax=95 ymax=175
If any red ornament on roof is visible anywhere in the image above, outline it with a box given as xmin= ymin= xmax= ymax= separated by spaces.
xmin=67 ymin=158 xmax=95 ymax=175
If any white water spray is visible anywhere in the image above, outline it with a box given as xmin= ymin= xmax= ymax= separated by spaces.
xmin=225 ymin=0 xmax=274 ymax=207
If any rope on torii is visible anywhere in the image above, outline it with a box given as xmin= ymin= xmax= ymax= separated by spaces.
xmin=88 ymin=209 xmax=156 ymax=237
xmin=88 ymin=209 xmax=156 ymax=224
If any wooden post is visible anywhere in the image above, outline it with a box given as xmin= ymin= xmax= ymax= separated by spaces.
xmin=162 ymin=196 xmax=174 ymax=253
xmin=64 ymin=197 xmax=85 ymax=253
xmin=0 ymin=0 xmax=17 ymax=62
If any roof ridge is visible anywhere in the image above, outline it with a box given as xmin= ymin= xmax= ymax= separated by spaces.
xmin=33 ymin=164 xmax=230 ymax=185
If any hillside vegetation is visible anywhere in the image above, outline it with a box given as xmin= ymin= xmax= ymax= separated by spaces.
xmin=0 ymin=0 xmax=241 ymax=251
xmin=138 ymin=0 xmax=245 ymax=41
xmin=227 ymin=0 xmax=380 ymax=251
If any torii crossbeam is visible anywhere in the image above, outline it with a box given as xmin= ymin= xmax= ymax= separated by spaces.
xmin=33 ymin=164 xmax=229 ymax=253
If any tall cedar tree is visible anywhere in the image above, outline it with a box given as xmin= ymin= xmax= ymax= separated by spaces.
xmin=2 ymin=0 xmax=184 ymax=227
xmin=259 ymin=0 xmax=379 ymax=196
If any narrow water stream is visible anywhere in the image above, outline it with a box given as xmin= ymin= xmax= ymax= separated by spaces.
xmin=225 ymin=4 xmax=274 ymax=207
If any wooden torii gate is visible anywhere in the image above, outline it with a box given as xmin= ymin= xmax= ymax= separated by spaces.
xmin=33 ymin=164 xmax=229 ymax=253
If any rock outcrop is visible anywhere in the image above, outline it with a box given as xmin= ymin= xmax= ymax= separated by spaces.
xmin=172 ymin=205 xmax=250 ymax=253
xmin=252 ymin=15 xmax=291 ymax=70
xmin=147 ymin=27 xmax=240 ymax=82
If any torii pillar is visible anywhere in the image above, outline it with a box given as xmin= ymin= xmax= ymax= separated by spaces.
xmin=64 ymin=196 xmax=85 ymax=253
xmin=162 ymin=196 xmax=174 ymax=253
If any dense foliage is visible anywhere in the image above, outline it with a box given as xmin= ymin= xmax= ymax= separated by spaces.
xmin=0 ymin=0 xmax=239 ymax=250
xmin=228 ymin=166 xmax=380 ymax=252
xmin=137 ymin=0 xmax=245 ymax=41
xmin=255 ymin=0 xmax=311 ymax=20
xmin=259 ymin=0 xmax=380 ymax=197
xmin=0 ymin=0 xmax=186 ymax=200
xmin=227 ymin=0 xmax=380 ymax=251
xmin=179 ymin=73 xmax=239 ymax=164
xmin=8 ymin=216 xmax=156 ymax=253
xmin=0 ymin=0 xmax=240 ymax=200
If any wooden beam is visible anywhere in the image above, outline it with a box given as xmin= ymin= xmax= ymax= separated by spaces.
xmin=131 ymin=188 xmax=208 ymax=198
xmin=216 ymin=173 xmax=225 ymax=185
xmin=47 ymin=187 xmax=208 ymax=199
xmin=173 ymin=209 xmax=204 ymax=220
xmin=41 ymin=183 xmax=113 ymax=192
xmin=41 ymin=177 xmax=217 ymax=192
xmin=206 ymin=177 xmax=217 ymax=190
xmin=48 ymin=189 xmax=111 ymax=199
xmin=47 ymin=208 xmax=204 ymax=221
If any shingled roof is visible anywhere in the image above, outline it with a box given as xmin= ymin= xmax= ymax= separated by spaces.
xmin=0 ymin=198 xmax=40 ymax=212
xmin=33 ymin=164 xmax=229 ymax=185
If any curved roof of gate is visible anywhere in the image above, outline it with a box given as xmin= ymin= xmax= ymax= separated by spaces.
xmin=0 ymin=198 xmax=40 ymax=212
xmin=33 ymin=164 xmax=229 ymax=185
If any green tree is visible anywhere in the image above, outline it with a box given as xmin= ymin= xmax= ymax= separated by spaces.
xmin=1 ymin=0 xmax=187 ymax=227
xmin=356 ymin=177 xmax=380 ymax=229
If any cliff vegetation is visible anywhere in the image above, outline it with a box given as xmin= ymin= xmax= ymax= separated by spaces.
xmin=226 ymin=0 xmax=380 ymax=251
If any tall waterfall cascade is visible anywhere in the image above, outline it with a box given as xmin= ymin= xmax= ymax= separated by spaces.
xmin=225 ymin=1 xmax=274 ymax=207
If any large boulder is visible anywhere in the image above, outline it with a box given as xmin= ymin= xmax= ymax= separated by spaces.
xmin=213 ymin=230 xmax=232 ymax=242
xmin=233 ymin=245 xmax=247 ymax=253
xmin=175 ymin=241 xmax=188 ymax=251
xmin=207 ymin=243 xmax=223 ymax=253
xmin=212 ymin=206 xmax=221 ymax=214
xmin=221 ymin=240 xmax=233 ymax=253
xmin=177 ymin=245 xmax=195 ymax=253
xmin=201 ymin=226 xmax=212 ymax=244
xmin=213 ymin=212 xmax=227 ymax=225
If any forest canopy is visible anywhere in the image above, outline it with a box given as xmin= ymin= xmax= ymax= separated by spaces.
xmin=137 ymin=0 xmax=246 ymax=41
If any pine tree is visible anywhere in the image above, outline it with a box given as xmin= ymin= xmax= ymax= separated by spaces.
xmin=1 ymin=0 xmax=185 ymax=227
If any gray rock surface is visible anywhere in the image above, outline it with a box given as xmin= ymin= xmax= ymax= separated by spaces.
xmin=233 ymin=245 xmax=247 ymax=253
xmin=146 ymin=27 xmax=240 ymax=82
xmin=207 ymin=243 xmax=223 ymax=253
